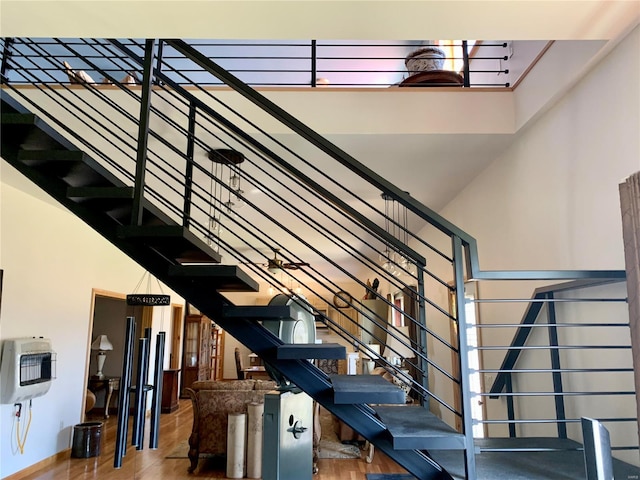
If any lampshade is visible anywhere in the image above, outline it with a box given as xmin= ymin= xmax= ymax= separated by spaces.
xmin=383 ymin=326 xmax=414 ymax=361
xmin=91 ymin=335 xmax=113 ymax=351
xmin=362 ymin=343 xmax=381 ymax=360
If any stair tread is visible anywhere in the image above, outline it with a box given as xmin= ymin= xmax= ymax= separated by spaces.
xmin=168 ymin=264 xmax=259 ymax=292
xmin=1 ymin=112 xmax=37 ymax=124
xmin=277 ymin=343 xmax=346 ymax=360
xmin=223 ymin=305 xmax=293 ymax=320
xmin=67 ymin=186 xmax=134 ymax=199
xmin=118 ymin=225 xmax=222 ymax=264
xmin=330 ymin=374 xmax=406 ymax=405
xmin=18 ymin=149 xmax=87 ymax=162
xmin=375 ymin=405 xmax=465 ymax=450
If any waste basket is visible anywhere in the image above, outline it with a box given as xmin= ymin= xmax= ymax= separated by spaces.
xmin=71 ymin=422 xmax=103 ymax=458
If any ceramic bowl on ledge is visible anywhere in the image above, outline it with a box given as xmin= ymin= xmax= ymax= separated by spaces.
xmin=405 ymin=46 xmax=446 ymax=75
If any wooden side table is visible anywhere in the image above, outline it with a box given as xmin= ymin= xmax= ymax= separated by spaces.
xmin=88 ymin=376 xmax=120 ymax=419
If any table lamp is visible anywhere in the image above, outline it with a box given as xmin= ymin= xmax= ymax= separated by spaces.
xmin=91 ymin=335 xmax=113 ymax=379
xmin=361 ymin=344 xmax=381 ymax=374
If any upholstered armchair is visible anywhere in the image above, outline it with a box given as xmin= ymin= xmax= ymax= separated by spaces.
xmin=185 ymin=379 xmax=276 ymax=473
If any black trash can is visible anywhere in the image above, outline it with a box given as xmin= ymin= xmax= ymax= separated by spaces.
xmin=71 ymin=422 xmax=103 ymax=458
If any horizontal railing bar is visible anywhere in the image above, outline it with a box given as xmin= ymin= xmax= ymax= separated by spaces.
xmin=479 ymin=368 xmax=633 ymax=374
xmin=477 ymin=322 xmax=629 ymax=328
xmin=478 ymin=345 xmax=631 ymax=350
xmin=480 ymin=418 xmax=637 ymax=424
xmin=480 ymin=446 xmax=637 ymax=452
xmin=479 ymin=447 xmax=582 ymax=452
xmin=172 ymin=42 xmax=491 ymax=48
xmin=479 ymin=391 xmax=636 ymax=396
xmin=470 ymin=270 xmax=625 ymax=281
xmin=473 ymin=297 xmax=627 ymax=303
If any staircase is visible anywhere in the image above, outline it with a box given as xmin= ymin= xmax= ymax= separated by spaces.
xmin=0 ymin=78 xmax=461 ymax=480
xmin=1 ymin=37 xmax=634 ymax=479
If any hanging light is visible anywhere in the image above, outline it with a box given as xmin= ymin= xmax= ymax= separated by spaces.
xmin=206 ymin=148 xmax=246 ymax=245
xmin=233 ymin=189 xmax=245 ymax=209
xmin=229 ymin=173 xmax=241 ymax=190
xmin=380 ymin=192 xmax=416 ymax=277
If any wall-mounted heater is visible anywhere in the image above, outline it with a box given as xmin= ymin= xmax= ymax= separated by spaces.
xmin=1 ymin=338 xmax=57 ymax=404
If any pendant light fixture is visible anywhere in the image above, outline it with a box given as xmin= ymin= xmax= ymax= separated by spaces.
xmin=206 ymin=148 xmax=246 ymax=249
xmin=380 ymin=192 xmax=416 ymax=277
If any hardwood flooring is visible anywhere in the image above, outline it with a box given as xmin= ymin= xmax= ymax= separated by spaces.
xmin=16 ymin=399 xmax=406 ymax=480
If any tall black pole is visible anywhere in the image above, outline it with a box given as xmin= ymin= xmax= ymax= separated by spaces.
xmin=149 ymin=332 xmax=166 ymax=448
xmin=114 ymin=317 xmax=136 ymax=468
xmin=131 ymin=336 xmax=149 ymax=448
xmin=130 ymin=39 xmax=157 ymax=225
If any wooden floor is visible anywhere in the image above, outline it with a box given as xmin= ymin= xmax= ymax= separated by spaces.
xmin=17 ymin=399 xmax=406 ymax=480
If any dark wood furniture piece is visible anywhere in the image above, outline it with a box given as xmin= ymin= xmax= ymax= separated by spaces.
xmin=88 ymin=376 xmax=120 ymax=419
xmin=242 ymin=366 xmax=271 ymax=380
xmin=161 ymin=369 xmax=180 ymax=413
xmin=210 ymin=325 xmax=224 ymax=380
xmin=181 ymin=313 xmax=212 ymax=396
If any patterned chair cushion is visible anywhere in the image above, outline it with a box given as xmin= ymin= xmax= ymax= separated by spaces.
xmin=185 ymin=379 xmax=277 ymax=473
xmin=190 ymin=379 xmax=256 ymax=391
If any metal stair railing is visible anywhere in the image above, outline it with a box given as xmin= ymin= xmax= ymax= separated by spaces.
xmin=1 ymin=37 xmax=478 ymax=479
xmin=1 ymin=37 xmax=630 ymax=478
xmin=479 ymin=278 xmax=638 ymax=464
xmin=1 ymin=36 xmax=466 ymax=414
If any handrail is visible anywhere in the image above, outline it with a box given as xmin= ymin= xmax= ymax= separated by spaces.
xmin=164 ymin=40 xmax=627 ymax=284
xmin=489 ymin=277 xmax=627 ymax=396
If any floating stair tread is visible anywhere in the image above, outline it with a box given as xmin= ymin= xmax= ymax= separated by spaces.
xmin=223 ymin=305 xmax=293 ymax=321
xmin=67 ymin=186 xmax=134 ymax=199
xmin=18 ymin=149 xmax=87 ymax=163
xmin=330 ymin=374 xmax=405 ymax=405
xmin=117 ymin=225 xmax=222 ymax=264
xmin=277 ymin=343 xmax=346 ymax=360
xmin=66 ymin=187 xmax=136 ymax=218
xmin=1 ymin=112 xmax=38 ymax=124
xmin=168 ymin=264 xmax=259 ymax=292
xmin=375 ymin=406 xmax=465 ymax=450
xmin=2 ymin=111 xmax=77 ymax=152
xmin=17 ymin=146 xmax=122 ymax=188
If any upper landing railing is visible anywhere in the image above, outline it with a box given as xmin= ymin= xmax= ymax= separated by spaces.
xmin=1 ymin=38 xmax=520 ymax=88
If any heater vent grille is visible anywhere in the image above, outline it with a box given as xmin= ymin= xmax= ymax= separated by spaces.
xmin=20 ymin=352 xmax=56 ymax=386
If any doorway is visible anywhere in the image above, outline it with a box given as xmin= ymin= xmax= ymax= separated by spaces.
xmin=87 ymin=289 xmax=181 ymax=416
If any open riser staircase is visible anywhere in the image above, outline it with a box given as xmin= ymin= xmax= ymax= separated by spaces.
xmin=1 ymin=38 xmax=636 ymax=479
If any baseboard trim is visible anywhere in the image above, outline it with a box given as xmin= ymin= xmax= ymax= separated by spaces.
xmin=3 ymin=449 xmax=70 ymax=480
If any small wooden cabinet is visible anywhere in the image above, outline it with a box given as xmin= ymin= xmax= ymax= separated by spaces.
xmin=161 ymin=369 xmax=180 ymax=413
xmin=329 ymin=306 xmax=358 ymax=338
xmin=181 ymin=313 xmax=212 ymax=396
xmin=210 ymin=325 xmax=224 ymax=381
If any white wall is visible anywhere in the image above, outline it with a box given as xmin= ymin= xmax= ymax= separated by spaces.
xmin=0 ymin=178 xmax=184 ymax=478
xmin=426 ymin=26 xmax=639 ymax=463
